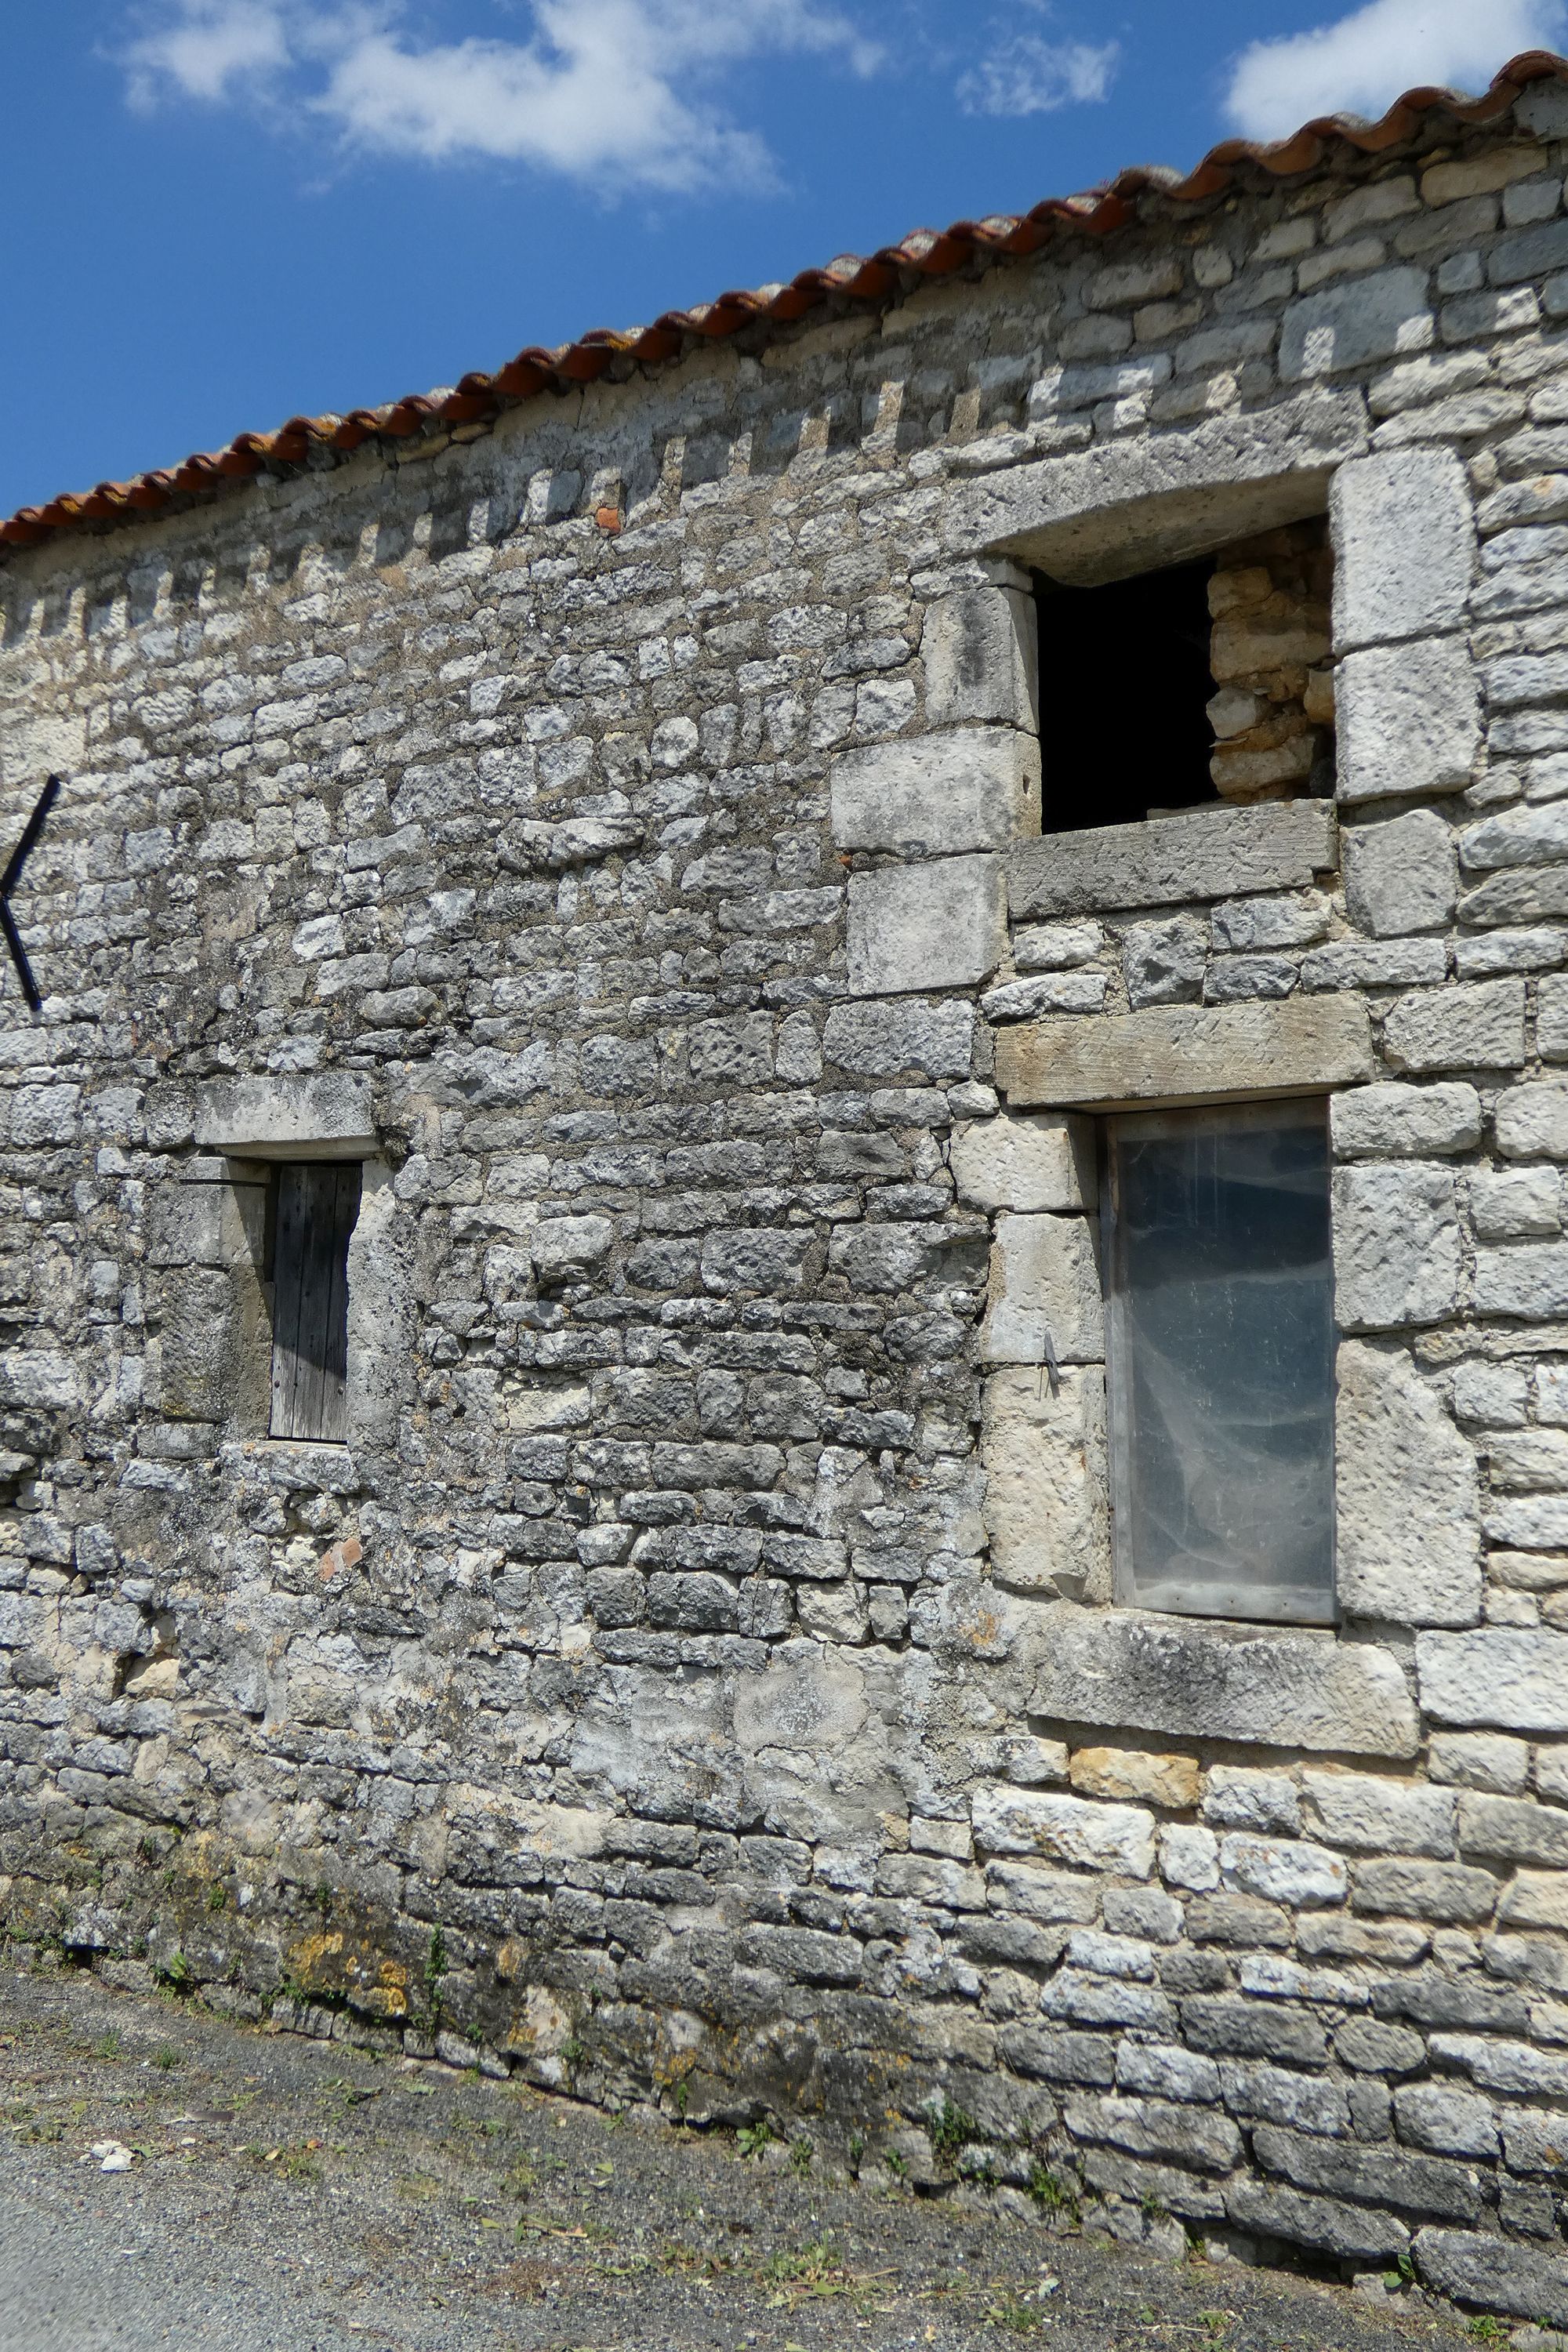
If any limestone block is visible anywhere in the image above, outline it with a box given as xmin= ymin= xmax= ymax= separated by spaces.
xmin=1160 ymin=1824 xmax=1220 ymax=1890
xmin=147 ymin=1170 xmax=268 ymax=1269
xmin=1334 ymin=1340 xmax=1481 ymax=1625
xmin=972 ymin=1784 xmax=1156 ymax=1878
xmin=1458 ymin=796 xmax=1568 ymax=873
xmin=1070 ymin=1748 xmax=1201 ymax=1809
xmin=1332 ymin=1166 xmax=1460 ymax=1330
xmin=1335 ymin=637 xmax=1481 ymax=804
xmin=981 ymin=1367 xmax=1110 ymax=1598
xmin=1122 ymin=916 xmax=1207 ymax=1008
xmin=1330 ymin=449 xmax=1475 ymax=652
xmin=1468 ymin=1169 xmax=1561 ymax=1238
xmin=193 ymin=1072 xmax=376 ymax=1156
xmin=949 ymin=390 xmax=1368 ymax=582
xmin=1302 ymin=1769 xmax=1457 ymax=1858
xmin=923 ymin=585 xmax=1038 ymax=731
xmin=1008 ymin=800 xmax=1335 ymax=920
xmin=1495 ymin=1079 xmax=1568 ymax=1160
xmin=1394 ymin=2083 xmax=1499 ymax=2158
xmin=1472 ymin=1242 xmax=1568 ymax=1319
xmin=950 ymin=1111 xmax=1094 ymax=1212
xmin=846 ymin=855 xmax=1006 ymax=996
xmin=1382 ymin=980 xmax=1526 ymax=1074
xmin=1219 ymin=1834 xmax=1348 ymax=1907
xmin=1330 ymin=1083 xmax=1480 ymax=1159
xmin=1204 ymin=1768 xmax=1301 ymax=1834
xmin=1428 ymin=1732 xmax=1531 ymax=1791
xmin=1417 ymin=1627 xmax=1568 ymax=1731
xmin=829 ymin=727 xmax=1040 ymax=855
xmin=978 ymin=1212 xmax=1103 ymax=1366
xmin=1342 ymin=810 xmax=1457 ymax=936
xmin=1414 ymin=2229 xmax=1568 ymax=2332
xmin=996 ymin=995 xmax=1372 ymax=1109
xmin=822 ymin=996 xmax=974 ymax=1080
xmin=155 ymin=1267 xmax=234 ymax=1423
xmin=1029 ymin=1604 xmax=1420 ymax=1757
xmin=1539 ymin=972 xmax=1568 ymax=1061
xmin=530 ymin=1215 xmax=615 ymax=1283
xmin=1280 ymin=267 xmax=1434 ymax=381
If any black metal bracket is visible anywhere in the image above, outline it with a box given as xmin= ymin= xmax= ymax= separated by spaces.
xmin=0 ymin=775 xmax=60 ymax=1013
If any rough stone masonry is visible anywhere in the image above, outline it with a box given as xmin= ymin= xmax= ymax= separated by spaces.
xmin=11 ymin=65 xmax=1568 ymax=2330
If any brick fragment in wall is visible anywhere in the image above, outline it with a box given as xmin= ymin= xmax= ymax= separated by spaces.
xmin=1207 ymin=521 xmax=1334 ymax=802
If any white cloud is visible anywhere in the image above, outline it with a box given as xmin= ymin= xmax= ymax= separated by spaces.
xmin=1225 ymin=0 xmax=1566 ymax=143
xmin=957 ymin=32 xmax=1119 ymax=118
xmin=125 ymin=1 xmax=291 ymax=106
xmin=120 ymin=0 xmax=883 ymax=191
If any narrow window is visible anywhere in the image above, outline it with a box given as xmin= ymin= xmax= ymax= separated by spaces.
xmin=1104 ymin=1100 xmax=1335 ymax=1626
xmin=268 ymin=1162 xmax=361 ymax=1443
xmin=1036 ymin=557 xmax=1219 ymax=832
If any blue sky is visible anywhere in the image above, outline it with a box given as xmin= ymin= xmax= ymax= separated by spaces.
xmin=3 ymin=0 xmax=1563 ymax=521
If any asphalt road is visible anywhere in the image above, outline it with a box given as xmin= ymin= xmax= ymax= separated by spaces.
xmin=0 ymin=1961 xmax=1486 ymax=2352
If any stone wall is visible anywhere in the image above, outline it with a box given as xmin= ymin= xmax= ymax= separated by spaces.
xmin=5 ymin=78 xmax=1568 ymax=2323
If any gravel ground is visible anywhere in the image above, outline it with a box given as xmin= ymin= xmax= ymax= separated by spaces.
xmin=0 ymin=1963 xmax=1485 ymax=2352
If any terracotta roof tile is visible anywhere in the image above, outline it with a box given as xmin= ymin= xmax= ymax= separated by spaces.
xmin=5 ymin=49 xmax=1566 ymax=556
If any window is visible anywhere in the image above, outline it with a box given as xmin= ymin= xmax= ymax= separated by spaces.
xmin=1103 ymin=1100 xmax=1335 ymax=1626
xmin=1037 ymin=557 xmax=1220 ymax=832
xmin=267 ymin=1162 xmax=361 ymax=1442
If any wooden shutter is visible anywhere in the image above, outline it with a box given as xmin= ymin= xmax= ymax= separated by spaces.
xmin=269 ymin=1163 xmax=361 ymax=1442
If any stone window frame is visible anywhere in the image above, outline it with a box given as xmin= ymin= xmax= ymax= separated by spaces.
xmin=943 ymin=393 xmax=1483 ymax=1759
xmin=148 ymin=1073 xmax=410 ymax=1457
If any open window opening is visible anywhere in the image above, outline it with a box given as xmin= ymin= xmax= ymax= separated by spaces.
xmin=265 ymin=1161 xmax=362 ymax=1443
xmin=1103 ymin=1098 xmax=1336 ymax=1628
xmin=1036 ymin=518 xmax=1334 ymax=834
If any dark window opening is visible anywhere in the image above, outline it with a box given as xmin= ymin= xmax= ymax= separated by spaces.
xmin=1036 ymin=556 xmax=1219 ymax=833
xmin=267 ymin=1162 xmax=361 ymax=1443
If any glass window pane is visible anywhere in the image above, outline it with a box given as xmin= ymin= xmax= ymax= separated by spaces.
xmin=1107 ymin=1100 xmax=1334 ymax=1625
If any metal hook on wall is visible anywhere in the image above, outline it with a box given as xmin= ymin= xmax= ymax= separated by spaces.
xmin=0 ymin=774 xmax=61 ymax=1014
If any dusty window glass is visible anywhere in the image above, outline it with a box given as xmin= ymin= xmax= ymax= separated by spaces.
xmin=1105 ymin=1099 xmax=1334 ymax=1624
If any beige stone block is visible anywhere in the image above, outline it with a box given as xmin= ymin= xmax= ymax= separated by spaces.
xmin=1069 ymin=1747 xmax=1201 ymax=1810
xmin=981 ymin=1367 xmax=1110 ymax=1599
xmin=1335 ymin=1340 xmax=1480 ymax=1625
xmin=1421 ymin=147 xmax=1542 ymax=205
xmin=978 ymin=1213 xmax=1103 ymax=1366
xmin=996 ymin=994 xmax=1373 ymax=1110
xmin=950 ymin=1111 xmax=1094 ymax=1213
xmin=1030 ymin=1603 xmax=1421 ymax=1758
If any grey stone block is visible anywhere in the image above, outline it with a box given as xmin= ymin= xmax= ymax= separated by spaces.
xmin=1331 ymin=448 xmax=1475 ymax=651
xmin=1334 ymin=1339 xmax=1480 ymax=1624
xmin=1302 ymin=1768 xmax=1457 ymax=1859
xmin=822 ymin=996 xmax=974 ymax=1079
xmin=1228 ymin=2179 xmax=1410 ymax=2259
xmin=193 ymin=1072 xmax=377 ymax=1154
xmin=1028 ymin=1605 xmax=1420 ymax=1757
xmin=1459 ymin=795 xmax=1568 ymax=872
xmin=1331 ymin=1082 xmax=1479 ymax=1158
xmin=978 ymin=1211 xmax=1103 ymax=1366
xmin=1414 ymin=2228 xmax=1568 ymax=2329
xmin=924 ymin=585 xmax=1038 ymax=731
xmin=1343 ymin=809 xmax=1457 ymax=935
xmin=996 ymin=994 xmax=1373 ymax=1109
xmin=846 ymin=855 xmax=1006 ymax=996
xmin=1282 ymin=267 xmax=1434 ymax=381
xmin=1333 ymin=1165 xmax=1460 ymax=1330
xmin=1382 ymin=979 xmax=1526 ymax=1073
xmin=1254 ymin=2124 xmax=1479 ymax=2220
xmin=829 ymin=727 xmax=1040 ymax=855
xmin=949 ymin=390 xmax=1367 ymax=581
xmin=1496 ymin=1079 xmax=1568 ymax=1159
xmin=1336 ymin=636 xmax=1481 ymax=803
xmin=1417 ymin=1628 xmax=1568 ymax=1731
xmin=1009 ymin=800 xmax=1335 ymax=920
xmin=950 ymin=1111 xmax=1094 ymax=1212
